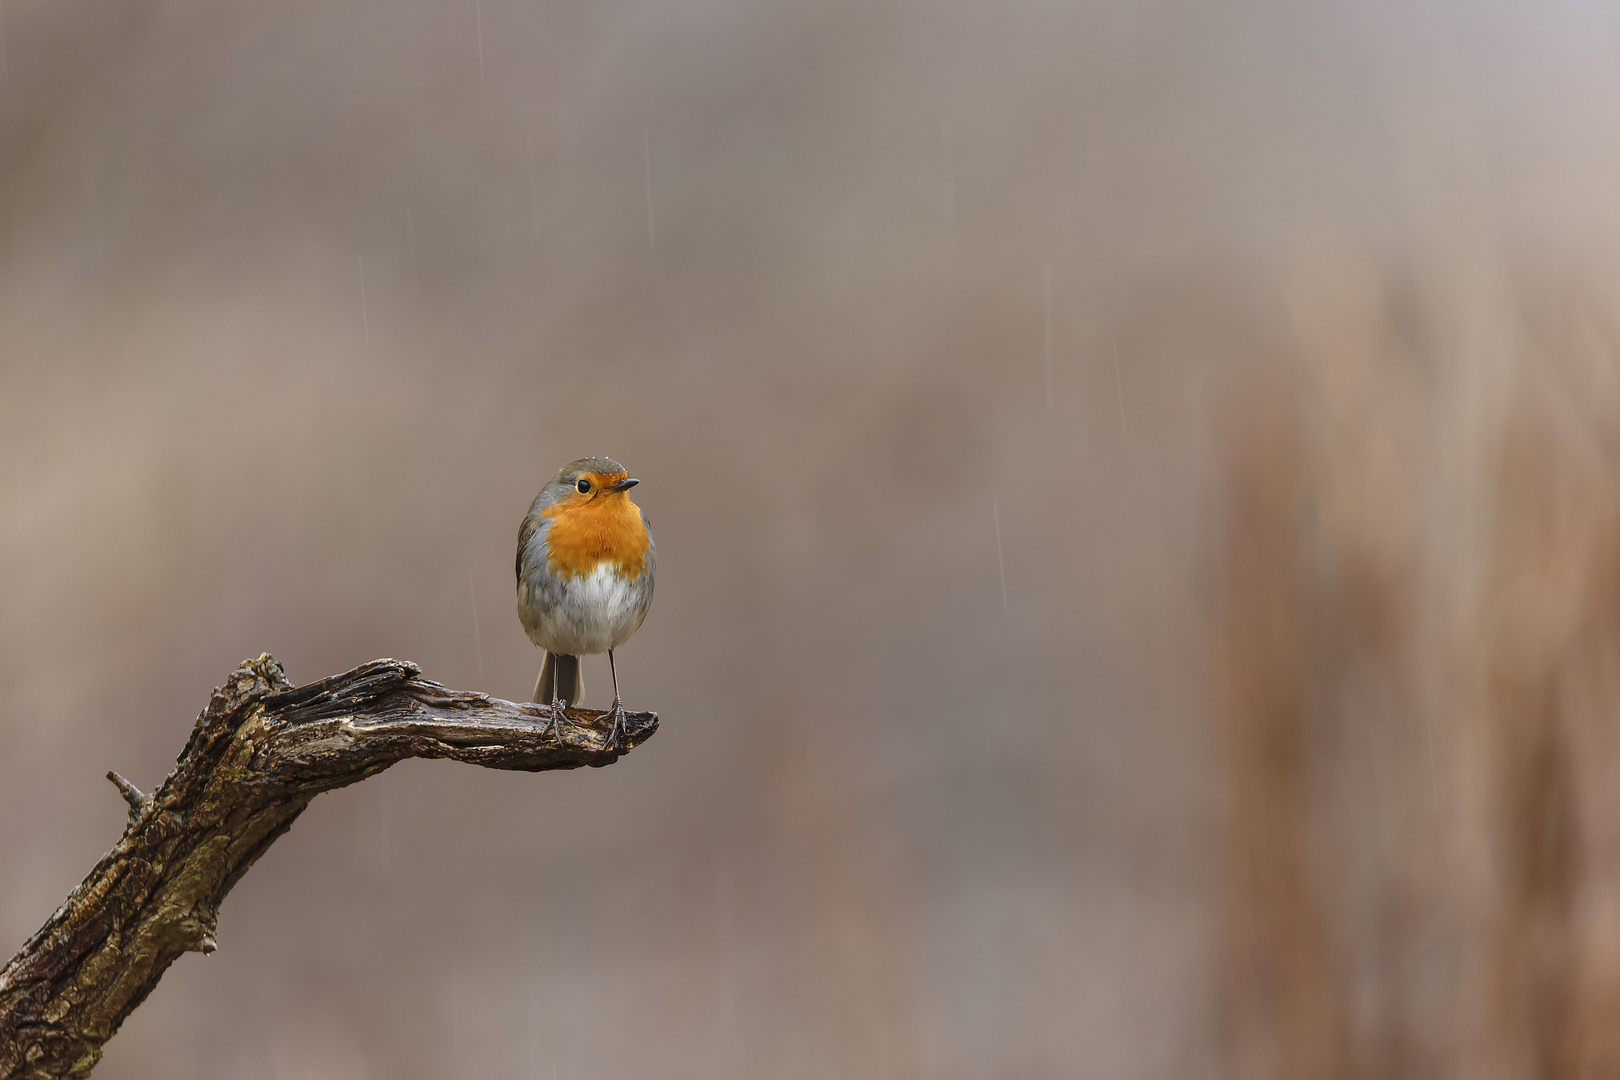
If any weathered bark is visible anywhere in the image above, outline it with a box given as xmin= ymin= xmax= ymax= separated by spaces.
xmin=0 ymin=654 xmax=657 ymax=1079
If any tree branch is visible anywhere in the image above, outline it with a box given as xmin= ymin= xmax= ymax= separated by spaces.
xmin=0 ymin=654 xmax=657 ymax=1079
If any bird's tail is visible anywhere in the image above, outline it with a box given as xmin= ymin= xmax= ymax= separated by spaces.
xmin=533 ymin=652 xmax=584 ymax=706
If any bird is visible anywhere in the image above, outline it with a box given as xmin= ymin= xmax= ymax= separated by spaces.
xmin=516 ymin=456 xmax=655 ymax=750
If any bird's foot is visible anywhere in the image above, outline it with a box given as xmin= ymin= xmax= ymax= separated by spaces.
xmin=603 ymin=698 xmax=628 ymax=753
xmin=546 ymin=691 xmax=570 ymax=742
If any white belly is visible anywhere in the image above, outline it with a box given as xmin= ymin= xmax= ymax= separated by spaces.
xmin=523 ymin=561 xmax=652 ymax=655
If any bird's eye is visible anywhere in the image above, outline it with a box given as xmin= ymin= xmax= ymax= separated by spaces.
xmin=576 ymin=479 xmax=592 ymax=494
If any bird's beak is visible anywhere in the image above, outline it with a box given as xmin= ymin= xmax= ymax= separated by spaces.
xmin=607 ymin=477 xmax=640 ymax=492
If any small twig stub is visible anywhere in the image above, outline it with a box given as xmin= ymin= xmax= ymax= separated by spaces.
xmin=104 ymin=771 xmax=147 ymax=815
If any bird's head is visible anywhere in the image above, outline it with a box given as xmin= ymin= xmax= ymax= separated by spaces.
xmin=548 ymin=456 xmax=640 ymax=507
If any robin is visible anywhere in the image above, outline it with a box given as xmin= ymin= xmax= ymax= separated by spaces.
xmin=516 ymin=456 xmax=655 ymax=749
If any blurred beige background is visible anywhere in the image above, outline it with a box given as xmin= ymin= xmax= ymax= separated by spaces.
xmin=6 ymin=0 xmax=1620 ymax=1076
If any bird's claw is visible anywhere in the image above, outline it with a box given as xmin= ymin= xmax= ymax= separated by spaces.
xmin=546 ymin=692 xmax=570 ymax=742
xmin=603 ymin=700 xmax=628 ymax=753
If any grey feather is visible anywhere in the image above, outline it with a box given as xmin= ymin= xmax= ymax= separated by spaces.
xmin=534 ymin=652 xmax=584 ymax=705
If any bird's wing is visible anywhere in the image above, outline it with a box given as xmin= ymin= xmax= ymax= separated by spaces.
xmin=517 ymin=512 xmax=546 ymax=582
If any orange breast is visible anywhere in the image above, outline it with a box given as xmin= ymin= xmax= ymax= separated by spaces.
xmin=542 ymin=494 xmax=650 ymax=580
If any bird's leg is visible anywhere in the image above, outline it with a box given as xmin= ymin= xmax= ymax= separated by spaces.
xmin=603 ymin=649 xmax=628 ymax=752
